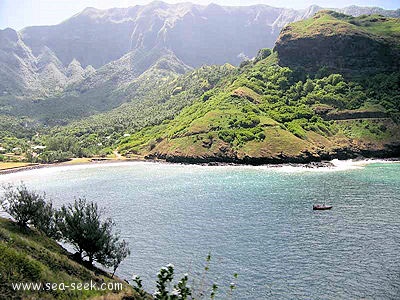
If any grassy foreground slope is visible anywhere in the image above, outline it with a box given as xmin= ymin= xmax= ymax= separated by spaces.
xmin=117 ymin=11 xmax=400 ymax=164
xmin=0 ymin=217 xmax=139 ymax=299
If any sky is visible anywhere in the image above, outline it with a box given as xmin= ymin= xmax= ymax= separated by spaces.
xmin=0 ymin=0 xmax=399 ymax=30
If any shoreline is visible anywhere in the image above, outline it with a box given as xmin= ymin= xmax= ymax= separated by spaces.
xmin=0 ymin=156 xmax=399 ymax=176
xmin=0 ymin=157 xmax=155 ymax=175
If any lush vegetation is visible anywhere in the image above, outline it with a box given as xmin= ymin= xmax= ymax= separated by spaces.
xmin=46 ymin=64 xmax=237 ymax=155
xmin=2 ymin=56 xmax=398 ymax=164
xmin=117 ymin=54 xmax=399 ymax=162
xmin=0 ymin=64 xmax=237 ymax=163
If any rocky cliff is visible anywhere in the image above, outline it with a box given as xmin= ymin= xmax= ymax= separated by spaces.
xmin=274 ymin=11 xmax=400 ymax=76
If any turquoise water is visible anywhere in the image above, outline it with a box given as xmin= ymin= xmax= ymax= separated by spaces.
xmin=1 ymin=161 xmax=399 ymax=299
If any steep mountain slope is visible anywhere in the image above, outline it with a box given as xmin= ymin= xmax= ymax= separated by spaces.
xmin=1 ymin=48 xmax=191 ymax=125
xmin=19 ymin=2 xmax=322 ymax=69
xmin=113 ymin=11 xmax=400 ymax=164
xmin=0 ymin=28 xmax=94 ymax=98
xmin=0 ymin=28 xmax=39 ymax=97
xmin=18 ymin=2 xmax=399 ymax=70
xmin=274 ymin=11 xmax=400 ymax=75
xmin=44 ymin=63 xmax=237 ymax=157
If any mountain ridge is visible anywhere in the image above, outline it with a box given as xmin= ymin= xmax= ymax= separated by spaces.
xmin=1 ymin=2 xmax=398 ymax=100
xmin=17 ymin=2 xmax=400 ymax=68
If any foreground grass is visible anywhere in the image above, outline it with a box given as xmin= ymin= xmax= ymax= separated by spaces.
xmin=0 ymin=217 xmax=141 ymax=299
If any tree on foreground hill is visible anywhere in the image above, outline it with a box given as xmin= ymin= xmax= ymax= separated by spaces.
xmin=1 ymin=184 xmax=58 ymax=238
xmin=57 ymin=198 xmax=130 ymax=270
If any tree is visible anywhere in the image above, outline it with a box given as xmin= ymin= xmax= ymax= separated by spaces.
xmin=2 ymin=184 xmax=42 ymax=227
xmin=57 ymin=198 xmax=129 ymax=268
xmin=304 ymin=79 xmax=315 ymax=93
xmin=255 ymin=48 xmax=272 ymax=63
xmin=109 ymin=240 xmax=130 ymax=278
xmin=1 ymin=184 xmax=59 ymax=238
xmin=34 ymin=200 xmax=60 ymax=239
xmin=239 ymin=60 xmax=252 ymax=68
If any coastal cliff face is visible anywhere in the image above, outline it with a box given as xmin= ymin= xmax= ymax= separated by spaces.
xmin=274 ymin=11 xmax=400 ymax=76
xmin=144 ymin=119 xmax=400 ymax=165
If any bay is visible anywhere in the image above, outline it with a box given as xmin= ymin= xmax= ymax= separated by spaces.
xmin=0 ymin=161 xmax=399 ymax=299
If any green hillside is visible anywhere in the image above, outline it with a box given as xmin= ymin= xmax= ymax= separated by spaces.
xmin=109 ymin=11 xmax=400 ymax=164
xmin=20 ymin=64 xmax=237 ymax=160
xmin=0 ymin=217 xmax=139 ymax=299
xmin=284 ymin=10 xmax=400 ymax=39
xmin=116 ymin=53 xmax=399 ymax=163
xmin=0 ymin=48 xmax=191 ymax=126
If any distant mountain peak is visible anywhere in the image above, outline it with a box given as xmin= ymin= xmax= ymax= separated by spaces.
xmin=0 ymin=27 xmax=19 ymax=42
xmin=204 ymin=3 xmax=225 ymax=14
xmin=81 ymin=7 xmax=101 ymax=14
xmin=68 ymin=58 xmax=82 ymax=66
xmin=305 ymin=4 xmax=322 ymax=12
xmin=148 ymin=0 xmax=169 ymax=8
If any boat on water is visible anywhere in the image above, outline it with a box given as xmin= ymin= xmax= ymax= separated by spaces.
xmin=313 ymin=204 xmax=333 ymax=210
xmin=313 ymin=181 xmax=333 ymax=210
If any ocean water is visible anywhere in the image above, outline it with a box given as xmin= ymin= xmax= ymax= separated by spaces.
xmin=0 ymin=161 xmax=399 ymax=299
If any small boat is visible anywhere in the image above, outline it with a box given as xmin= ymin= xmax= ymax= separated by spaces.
xmin=313 ymin=204 xmax=333 ymax=210
xmin=313 ymin=181 xmax=332 ymax=211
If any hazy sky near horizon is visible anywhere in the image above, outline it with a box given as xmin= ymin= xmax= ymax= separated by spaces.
xmin=0 ymin=0 xmax=399 ymax=30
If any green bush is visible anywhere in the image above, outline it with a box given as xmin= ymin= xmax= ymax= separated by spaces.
xmin=36 ymin=150 xmax=72 ymax=163
xmin=218 ymin=130 xmax=235 ymax=143
xmin=255 ymin=48 xmax=272 ymax=63
xmin=1 ymin=184 xmax=59 ymax=239
xmin=286 ymin=121 xmax=307 ymax=139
